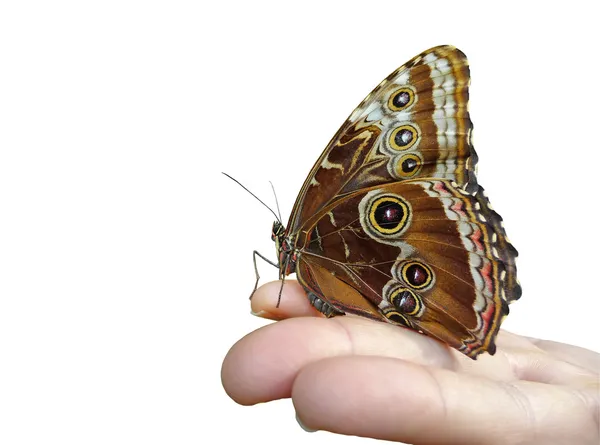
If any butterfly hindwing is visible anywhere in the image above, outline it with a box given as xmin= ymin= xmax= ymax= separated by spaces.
xmin=288 ymin=45 xmax=477 ymax=235
xmin=294 ymin=179 xmax=519 ymax=358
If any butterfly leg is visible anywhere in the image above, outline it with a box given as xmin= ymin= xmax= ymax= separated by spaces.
xmin=306 ymin=291 xmax=345 ymax=318
xmin=251 ymin=250 xmax=279 ymax=299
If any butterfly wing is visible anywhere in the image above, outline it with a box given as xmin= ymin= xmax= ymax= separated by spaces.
xmin=294 ymin=179 xmax=520 ymax=358
xmin=288 ymin=45 xmax=476 ymax=235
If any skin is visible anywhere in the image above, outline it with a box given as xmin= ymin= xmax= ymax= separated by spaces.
xmin=221 ymin=281 xmax=600 ymax=445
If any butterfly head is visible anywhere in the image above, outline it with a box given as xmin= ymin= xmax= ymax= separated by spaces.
xmin=271 ymin=220 xmax=285 ymax=266
xmin=271 ymin=220 xmax=296 ymax=277
xmin=271 ymin=220 xmax=284 ymax=243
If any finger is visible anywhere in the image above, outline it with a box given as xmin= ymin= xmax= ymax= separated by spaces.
xmin=293 ymin=356 xmax=599 ymax=445
xmin=525 ymin=337 xmax=600 ymax=373
xmin=493 ymin=332 xmax=599 ymax=389
xmin=221 ymin=315 xmax=454 ymax=405
xmin=249 ymin=280 xmax=520 ymax=381
xmin=250 ymin=280 xmax=320 ymax=320
xmin=249 ymin=282 xmax=596 ymax=387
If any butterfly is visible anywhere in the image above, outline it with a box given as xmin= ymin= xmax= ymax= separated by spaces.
xmin=249 ymin=45 xmax=521 ymax=359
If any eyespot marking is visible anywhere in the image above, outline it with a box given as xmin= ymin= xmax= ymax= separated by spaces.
xmin=396 ymin=153 xmax=423 ymax=178
xmin=400 ymin=261 xmax=434 ymax=290
xmin=389 ymin=287 xmax=422 ymax=316
xmin=385 ymin=311 xmax=411 ymax=327
xmin=390 ymin=125 xmax=418 ymax=151
xmin=359 ymin=190 xmax=413 ymax=245
xmin=388 ymin=87 xmax=416 ymax=111
xmin=368 ymin=196 xmax=411 ymax=235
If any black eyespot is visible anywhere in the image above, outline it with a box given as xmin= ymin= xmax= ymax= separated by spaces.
xmin=392 ymin=91 xmax=410 ymax=108
xmin=386 ymin=311 xmax=411 ymax=327
xmin=374 ymin=201 xmax=405 ymax=229
xmin=368 ymin=195 xmax=411 ymax=236
xmin=394 ymin=154 xmax=422 ymax=179
xmin=395 ymin=129 xmax=413 ymax=147
xmin=401 ymin=261 xmax=434 ymax=290
xmin=406 ymin=264 xmax=427 ymax=286
xmin=401 ymin=157 xmax=418 ymax=173
xmin=389 ymin=125 xmax=418 ymax=151
xmin=388 ymin=88 xmax=415 ymax=111
xmin=392 ymin=290 xmax=418 ymax=314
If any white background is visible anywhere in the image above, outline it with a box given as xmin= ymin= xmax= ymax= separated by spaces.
xmin=1 ymin=1 xmax=599 ymax=444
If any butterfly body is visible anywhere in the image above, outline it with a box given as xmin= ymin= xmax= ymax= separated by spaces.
xmin=266 ymin=46 xmax=520 ymax=359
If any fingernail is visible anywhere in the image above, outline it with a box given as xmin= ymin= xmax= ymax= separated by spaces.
xmin=295 ymin=413 xmax=316 ymax=433
xmin=250 ymin=310 xmax=282 ymax=321
xmin=250 ymin=310 xmax=269 ymax=317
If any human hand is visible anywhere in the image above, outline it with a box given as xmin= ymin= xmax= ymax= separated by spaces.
xmin=221 ymin=281 xmax=599 ymax=445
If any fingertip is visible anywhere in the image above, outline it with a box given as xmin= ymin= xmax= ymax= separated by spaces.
xmin=291 ymin=356 xmax=427 ymax=440
xmin=295 ymin=412 xmax=317 ymax=433
xmin=221 ymin=317 xmax=338 ymax=405
xmin=220 ymin=323 xmax=288 ymax=406
xmin=250 ymin=280 xmax=322 ymax=319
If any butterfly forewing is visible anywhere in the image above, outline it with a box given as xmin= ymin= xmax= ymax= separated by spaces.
xmin=288 ymin=46 xmax=477 ymax=235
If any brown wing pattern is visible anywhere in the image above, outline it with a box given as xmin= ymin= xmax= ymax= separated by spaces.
xmin=296 ymin=259 xmax=383 ymax=321
xmin=288 ymin=46 xmax=477 ymax=235
xmin=295 ymin=179 xmax=520 ymax=358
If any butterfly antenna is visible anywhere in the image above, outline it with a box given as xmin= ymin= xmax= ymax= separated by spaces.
xmin=269 ymin=181 xmax=283 ymax=224
xmin=222 ymin=172 xmax=281 ymax=223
